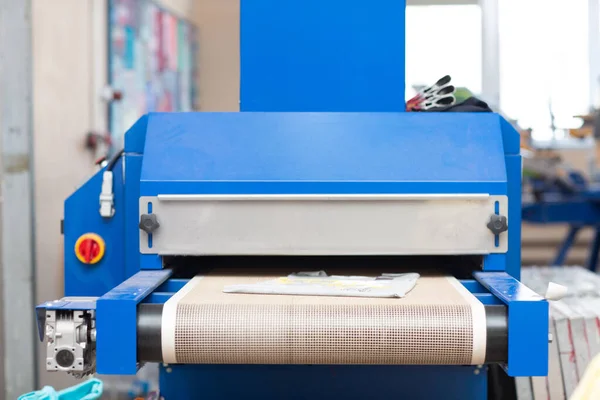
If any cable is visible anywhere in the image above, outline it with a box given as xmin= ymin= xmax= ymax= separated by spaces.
xmin=105 ymin=148 xmax=124 ymax=171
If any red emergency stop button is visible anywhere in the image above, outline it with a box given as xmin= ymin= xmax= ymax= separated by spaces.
xmin=74 ymin=233 xmax=105 ymax=265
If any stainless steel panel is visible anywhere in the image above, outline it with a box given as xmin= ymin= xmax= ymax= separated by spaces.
xmin=139 ymin=194 xmax=509 ymax=255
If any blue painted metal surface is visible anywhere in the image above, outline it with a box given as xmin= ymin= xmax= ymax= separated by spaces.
xmin=160 ymin=364 xmax=487 ymax=400
xmin=96 ymin=269 xmax=171 ymax=374
xmin=124 ymin=154 xmax=143 ymax=278
xmin=460 ymin=280 xmax=502 ymax=305
xmin=64 ymin=160 xmax=126 ymax=296
xmin=143 ymin=292 xmax=173 ymax=304
xmin=483 ymin=254 xmax=507 ymax=272
xmin=124 ymin=113 xmax=149 ymax=153
xmin=505 ymin=154 xmax=522 ymax=279
xmin=122 ymin=115 xmax=149 ymax=277
xmin=474 ymin=272 xmax=548 ymax=377
xmin=140 ymin=254 xmax=162 ymax=270
xmin=460 ymin=280 xmax=487 ymax=293
xmin=139 ymin=112 xmax=509 ymax=196
xmin=474 ymin=293 xmax=503 ymax=305
xmin=139 ymin=278 xmax=190 ymax=304
xmin=500 ymin=117 xmax=521 ymax=155
xmin=156 ymin=279 xmax=189 ymax=293
xmin=37 ymin=299 xmax=97 ymax=311
xmin=240 ymin=0 xmax=406 ymax=112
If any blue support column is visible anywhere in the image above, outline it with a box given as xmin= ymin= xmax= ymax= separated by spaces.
xmin=125 ymin=154 xmax=143 ymax=278
xmin=553 ymin=225 xmax=581 ymax=266
xmin=587 ymin=227 xmax=600 ymax=271
xmin=504 ymin=154 xmax=522 ymax=278
xmin=240 ymin=0 xmax=406 ymax=112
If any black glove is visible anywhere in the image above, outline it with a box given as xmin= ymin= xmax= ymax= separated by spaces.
xmin=423 ymin=97 xmax=493 ymax=113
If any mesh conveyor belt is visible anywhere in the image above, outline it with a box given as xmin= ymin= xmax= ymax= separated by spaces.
xmin=137 ymin=270 xmax=508 ymax=365
xmin=138 ymin=303 xmax=507 ymax=364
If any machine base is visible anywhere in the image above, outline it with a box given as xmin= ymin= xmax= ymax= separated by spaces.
xmin=159 ymin=364 xmax=488 ymax=400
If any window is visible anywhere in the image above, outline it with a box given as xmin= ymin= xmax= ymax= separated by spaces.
xmin=405 ymin=5 xmax=482 ymax=100
xmin=498 ymin=0 xmax=590 ymax=141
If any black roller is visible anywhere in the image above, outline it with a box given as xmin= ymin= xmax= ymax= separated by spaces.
xmin=136 ymin=304 xmax=508 ymax=364
xmin=485 ymin=305 xmax=508 ymax=363
xmin=137 ymin=303 xmax=163 ymax=362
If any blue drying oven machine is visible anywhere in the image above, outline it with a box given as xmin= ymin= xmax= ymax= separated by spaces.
xmin=36 ymin=112 xmax=549 ymax=399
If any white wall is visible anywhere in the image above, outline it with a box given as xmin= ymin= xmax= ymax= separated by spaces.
xmin=33 ymin=0 xmax=99 ymax=388
xmin=32 ymin=0 xmax=194 ymax=390
xmin=193 ymin=0 xmax=240 ymax=111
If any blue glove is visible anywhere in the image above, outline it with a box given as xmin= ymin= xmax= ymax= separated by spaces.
xmin=18 ymin=386 xmax=56 ymax=400
xmin=18 ymin=378 xmax=103 ymax=400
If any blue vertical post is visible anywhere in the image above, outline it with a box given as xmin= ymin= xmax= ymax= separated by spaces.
xmin=240 ymin=0 xmax=406 ymax=112
xmin=587 ymin=227 xmax=600 ymax=271
xmin=553 ymin=225 xmax=580 ymax=266
xmin=500 ymin=118 xmax=523 ymax=279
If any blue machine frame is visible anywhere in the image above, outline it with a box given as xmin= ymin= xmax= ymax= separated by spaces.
xmin=37 ymin=0 xmax=550 ymax=399
xmin=52 ymin=111 xmax=548 ymax=378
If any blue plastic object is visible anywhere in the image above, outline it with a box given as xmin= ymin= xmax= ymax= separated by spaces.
xmin=18 ymin=379 xmax=103 ymax=400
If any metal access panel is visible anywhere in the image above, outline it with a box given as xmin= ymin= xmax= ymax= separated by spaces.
xmin=139 ymin=194 xmax=508 ymax=256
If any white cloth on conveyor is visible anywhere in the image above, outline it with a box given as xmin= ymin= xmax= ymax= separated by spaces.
xmin=223 ymin=271 xmax=420 ymax=298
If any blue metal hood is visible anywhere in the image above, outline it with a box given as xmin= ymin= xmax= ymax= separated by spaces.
xmin=137 ymin=112 xmax=518 ymax=196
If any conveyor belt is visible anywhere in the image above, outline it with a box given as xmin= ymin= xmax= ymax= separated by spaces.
xmin=136 ymin=269 xmax=509 ymax=365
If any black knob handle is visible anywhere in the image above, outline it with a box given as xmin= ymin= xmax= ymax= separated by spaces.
xmin=487 ymin=214 xmax=508 ymax=235
xmin=139 ymin=214 xmax=160 ymax=234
